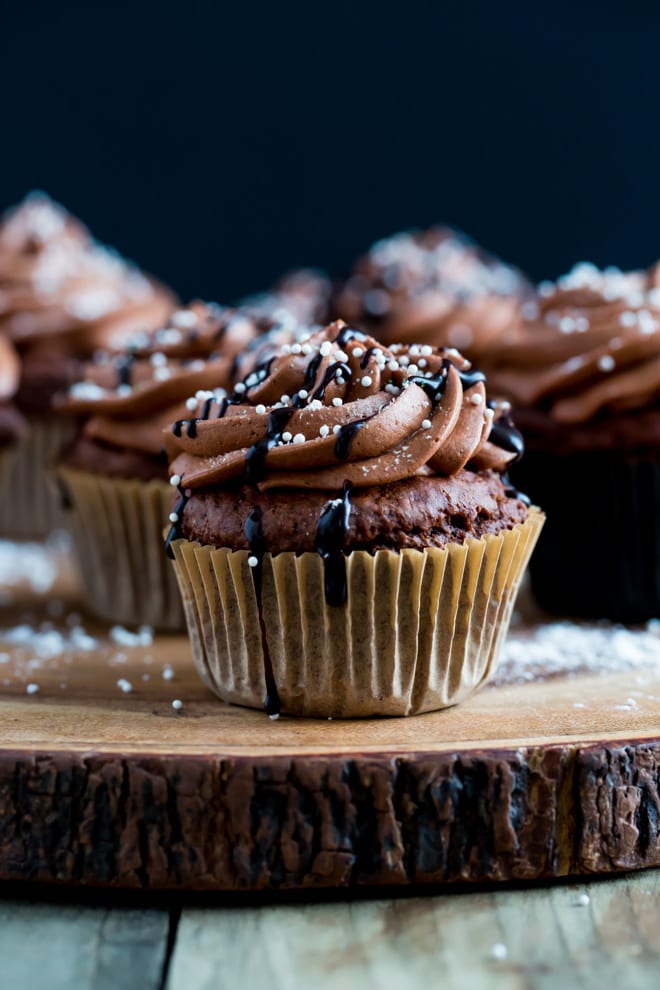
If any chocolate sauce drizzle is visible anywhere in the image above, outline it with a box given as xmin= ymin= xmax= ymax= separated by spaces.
xmin=116 ymin=354 xmax=136 ymax=388
xmin=246 ymin=406 xmax=295 ymax=484
xmin=334 ymin=419 xmax=366 ymax=459
xmin=310 ymin=361 xmax=351 ymax=402
xmin=244 ymin=508 xmax=281 ymax=718
xmin=314 ymin=482 xmax=353 ymax=607
xmin=334 ymin=325 xmax=367 ymax=347
xmin=487 ymin=401 xmax=524 ymax=463
xmin=165 ymin=486 xmax=190 ymax=559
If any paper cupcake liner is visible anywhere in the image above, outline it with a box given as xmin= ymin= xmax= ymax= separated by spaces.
xmin=58 ymin=466 xmax=184 ymax=631
xmin=0 ymin=415 xmax=76 ymax=539
xmin=170 ymin=508 xmax=544 ymax=718
xmin=513 ymin=450 xmax=660 ymax=623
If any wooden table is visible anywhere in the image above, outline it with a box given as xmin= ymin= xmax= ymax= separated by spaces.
xmin=2 ymin=870 xmax=660 ymax=988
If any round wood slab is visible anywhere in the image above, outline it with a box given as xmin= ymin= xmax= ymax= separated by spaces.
xmin=0 ymin=541 xmax=659 ymax=892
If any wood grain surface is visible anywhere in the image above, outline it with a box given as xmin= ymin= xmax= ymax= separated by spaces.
xmin=0 ymin=540 xmax=659 ymax=891
xmin=2 ymin=870 xmax=660 ymax=989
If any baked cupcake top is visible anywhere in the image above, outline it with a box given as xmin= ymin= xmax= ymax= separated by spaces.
xmin=334 ymin=227 xmax=530 ymax=358
xmin=164 ymin=320 xmax=523 ymax=492
xmin=482 ymin=262 xmax=660 ymax=451
xmin=0 ymin=192 xmax=174 ymax=414
xmin=60 ymin=302 xmax=264 ymax=478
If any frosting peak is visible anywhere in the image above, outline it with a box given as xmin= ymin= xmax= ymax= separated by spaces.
xmin=0 ymin=192 xmax=173 ymax=354
xmin=484 ymin=262 xmax=660 ymax=424
xmin=164 ymin=321 xmax=522 ymax=491
xmin=62 ymin=302 xmax=264 ymax=459
xmin=334 ymin=227 xmax=530 ymax=357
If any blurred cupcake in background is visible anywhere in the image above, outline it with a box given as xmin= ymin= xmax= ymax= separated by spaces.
xmin=240 ymin=267 xmax=333 ymax=329
xmin=0 ymin=191 xmax=174 ymax=537
xmin=57 ymin=301 xmax=263 ymax=630
xmin=483 ymin=262 xmax=660 ymax=623
xmin=334 ymin=226 xmax=530 ymax=361
xmin=0 ymin=333 xmax=27 ymax=501
xmin=165 ymin=320 xmax=543 ymax=717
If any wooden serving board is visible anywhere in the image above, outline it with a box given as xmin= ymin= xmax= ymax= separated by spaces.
xmin=0 ymin=540 xmax=659 ymax=892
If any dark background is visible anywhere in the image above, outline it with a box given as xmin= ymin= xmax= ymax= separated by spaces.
xmin=2 ymin=1 xmax=659 ymax=302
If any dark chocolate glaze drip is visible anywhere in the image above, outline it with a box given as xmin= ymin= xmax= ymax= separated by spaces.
xmin=246 ymin=406 xmax=295 ymax=484
xmin=200 ymin=397 xmax=213 ymax=421
xmin=165 ymin=486 xmax=190 ymax=559
xmin=244 ymin=357 xmax=275 ymax=393
xmin=172 ymin=419 xmax=185 ymax=437
xmin=186 ymin=419 xmax=199 ymax=439
xmin=117 ymin=354 xmax=136 ymax=388
xmin=410 ymin=359 xmax=486 ymax=405
xmin=487 ymin=402 xmax=525 ymax=463
xmin=360 ymin=346 xmax=380 ymax=369
xmin=303 ymin=351 xmax=324 ymax=392
xmin=244 ymin=508 xmax=281 ymax=717
xmin=334 ymin=325 xmax=367 ymax=346
xmin=310 ymin=362 xmax=351 ymax=402
xmin=503 ymin=474 xmax=531 ymax=507
xmin=315 ymin=482 xmax=352 ymax=607
xmin=335 ymin=419 xmax=366 ymax=459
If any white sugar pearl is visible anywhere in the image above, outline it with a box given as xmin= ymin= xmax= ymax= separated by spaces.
xmin=421 ymin=419 xmax=431 ymax=429
xmin=170 ymin=475 xmax=181 ymax=487
xmin=292 ymin=433 xmax=305 ymax=444
xmin=248 ymin=555 xmax=259 ymax=567
xmin=255 ymin=404 xmax=267 ymax=415
xmin=361 ymin=376 xmax=373 ymax=387
xmin=168 ymin=512 xmax=179 ymax=523
xmin=172 ymin=699 xmax=183 ymax=711
xmin=597 ymin=354 xmax=615 ymax=372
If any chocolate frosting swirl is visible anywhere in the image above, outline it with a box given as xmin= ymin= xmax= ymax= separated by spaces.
xmin=62 ymin=302 xmax=263 ymax=458
xmin=483 ymin=262 xmax=660 ymax=424
xmin=0 ymin=192 xmax=173 ymax=357
xmin=240 ymin=268 xmax=332 ymax=329
xmin=334 ymin=227 xmax=530 ymax=359
xmin=164 ymin=321 xmax=522 ymax=491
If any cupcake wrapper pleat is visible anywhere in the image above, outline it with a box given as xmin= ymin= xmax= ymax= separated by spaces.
xmin=58 ymin=466 xmax=184 ymax=631
xmin=0 ymin=416 xmax=76 ymax=539
xmin=171 ymin=509 xmax=544 ymax=717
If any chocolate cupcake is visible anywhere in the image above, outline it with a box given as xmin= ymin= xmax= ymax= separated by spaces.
xmin=58 ymin=302 xmax=263 ymax=630
xmin=240 ymin=268 xmax=332 ymax=329
xmin=334 ymin=227 xmax=530 ymax=360
xmin=0 ymin=192 xmax=174 ymax=537
xmin=165 ymin=321 xmax=543 ymax=717
xmin=0 ymin=334 xmax=27 ymax=499
xmin=483 ymin=262 xmax=660 ymax=622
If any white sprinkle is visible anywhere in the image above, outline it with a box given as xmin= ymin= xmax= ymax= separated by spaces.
xmin=292 ymin=433 xmax=306 ymax=444
xmin=334 ymin=351 xmax=349 ymax=363
xmin=309 ymin=399 xmax=323 ymax=410
xmin=332 ymin=397 xmax=343 ymax=407
xmin=291 ymin=343 xmax=301 ymax=354
xmin=352 ymin=346 xmax=365 ymax=358
xmin=320 ymin=341 xmax=333 ymax=356
xmin=421 ymin=419 xmax=432 ymax=429
xmin=361 ymin=376 xmax=373 ymax=387
xmin=153 ymin=367 xmax=171 ymax=381
xmin=162 ymin=665 xmax=174 ymax=681
xmin=172 ymin=310 xmax=197 ymax=328
xmin=234 ymin=382 xmax=246 ymax=394
xmin=489 ymin=943 xmax=508 ymax=961
xmin=470 ymin=393 xmax=483 ymax=405
xmin=170 ymin=474 xmax=181 ymax=487
xmin=282 ymin=431 xmax=292 ymax=442
xmin=185 ymin=397 xmax=198 ymax=411
xmin=280 ymin=394 xmax=290 ymax=404
xmin=172 ymin=699 xmax=183 ymax=711
xmin=248 ymin=555 xmax=259 ymax=567
xmin=319 ymin=425 xmax=330 ymax=437
xmin=69 ymin=382 xmax=106 ymax=401
xmin=117 ymin=678 xmax=133 ymax=693
xmin=255 ymin=404 xmax=267 ymax=415
xmin=619 ymin=311 xmax=637 ymax=327
xmin=168 ymin=512 xmax=178 ymax=524
xmin=268 ymin=712 xmax=280 ymax=721
xmin=597 ymin=354 xmax=616 ymax=373
xmin=150 ymin=352 xmax=167 ymax=366
xmin=576 ymin=893 xmax=590 ymax=907
xmin=333 ymin=424 xmax=342 ymax=434
xmin=387 ymin=360 xmax=399 ymax=371
xmin=421 ymin=345 xmax=433 ymax=355
xmin=298 ymin=389 xmax=309 ymax=400
xmin=26 ymin=683 xmax=39 ymax=695
xmin=117 ymin=384 xmax=132 ymax=397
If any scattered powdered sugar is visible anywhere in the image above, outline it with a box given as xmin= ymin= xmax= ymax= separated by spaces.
xmin=494 ymin=617 xmax=660 ymax=686
xmin=0 ymin=538 xmax=63 ymax=596
xmin=109 ymin=625 xmax=154 ymax=648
